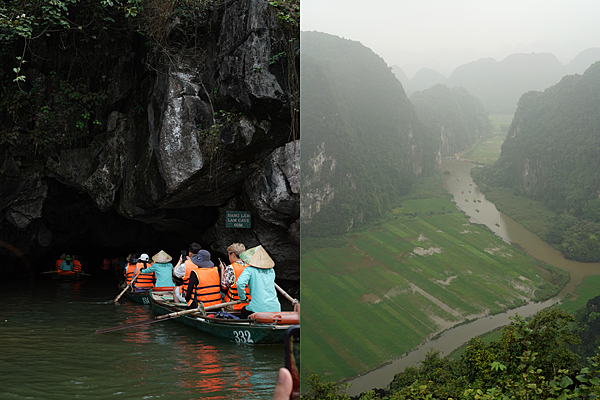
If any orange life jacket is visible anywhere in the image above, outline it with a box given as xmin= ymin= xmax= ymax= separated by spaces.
xmin=73 ymin=260 xmax=82 ymax=273
xmin=178 ymin=260 xmax=199 ymax=296
xmin=224 ymin=261 xmax=251 ymax=310
xmin=134 ymin=262 xmax=155 ymax=288
xmin=125 ymin=263 xmax=137 ymax=284
xmin=188 ymin=267 xmax=221 ymax=308
xmin=55 ymin=259 xmax=63 ymax=271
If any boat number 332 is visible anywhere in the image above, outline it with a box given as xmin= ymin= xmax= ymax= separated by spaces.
xmin=233 ymin=330 xmax=254 ymax=343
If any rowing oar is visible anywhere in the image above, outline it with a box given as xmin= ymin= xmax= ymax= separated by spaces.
xmin=112 ymin=270 xmax=142 ymax=304
xmin=274 ymin=283 xmax=299 ymax=305
xmin=95 ymin=300 xmax=244 ymax=334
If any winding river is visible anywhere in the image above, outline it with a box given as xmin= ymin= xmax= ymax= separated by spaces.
xmin=346 ymin=159 xmax=600 ymax=396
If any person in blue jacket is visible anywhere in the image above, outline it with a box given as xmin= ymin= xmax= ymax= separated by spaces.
xmin=60 ymin=255 xmax=74 ymax=271
xmin=140 ymin=250 xmax=175 ymax=287
xmin=236 ymin=245 xmax=281 ymax=319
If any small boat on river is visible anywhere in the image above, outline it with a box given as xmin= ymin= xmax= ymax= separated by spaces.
xmin=148 ymin=289 xmax=298 ymax=344
xmin=49 ymin=270 xmax=85 ymax=281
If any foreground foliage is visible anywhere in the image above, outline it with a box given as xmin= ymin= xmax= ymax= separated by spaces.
xmin=303 ymin=308 xmax=600 ymax=400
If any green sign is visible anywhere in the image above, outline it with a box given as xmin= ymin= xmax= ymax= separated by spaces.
xmin=226 ymin=211 xmax=251 ymax=228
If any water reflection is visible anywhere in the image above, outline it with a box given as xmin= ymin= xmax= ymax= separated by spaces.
xmin=0 ymin=279 xmax=281 ymax=399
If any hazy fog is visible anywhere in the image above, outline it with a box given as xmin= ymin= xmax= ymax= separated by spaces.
xmin=301 ymin=0 xmax=600 ymax=77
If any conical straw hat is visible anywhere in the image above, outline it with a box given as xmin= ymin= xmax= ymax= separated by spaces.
xmin=240 ymin=245 xmax=274 ymax=269
xmin=152 ymin=250 xmax=172 ymax=263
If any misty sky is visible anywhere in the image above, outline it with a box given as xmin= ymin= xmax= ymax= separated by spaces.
xmin=301 ymin=0 xmax=600 ymax=78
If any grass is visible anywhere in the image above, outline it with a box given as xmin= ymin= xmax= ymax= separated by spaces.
xmin=462 ymin=132 xmax=506 ymax=165
xmin=300 ymin=192 xmax=565 ymax=383
xmin=460 ymin=114 xmax=512 ymax=165
xmin=448 ymin=275 xmax=600 ymax=360
xmin=558 ymin=275 xmax=600 ymax=314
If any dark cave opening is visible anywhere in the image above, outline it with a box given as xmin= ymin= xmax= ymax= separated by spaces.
xmin=2 ymin=180 xmax=299 ymax=300
xmin=3 ymin=179 xmax=223 ymax=276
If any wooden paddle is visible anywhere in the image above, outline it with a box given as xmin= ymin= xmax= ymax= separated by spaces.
xmin=112 ymin=270 xmax=142 ymax=304
xmin=95 ymin=300 xmax=245 ymax=334
xmin=275 ymin=283 xmax=299 ymax=305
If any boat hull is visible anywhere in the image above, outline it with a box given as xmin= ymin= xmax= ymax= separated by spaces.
xmin=149 ymin=290 xmax=290 ymax=344
xmin=117 ymin=285 xmax=175 ymax=305
xmin=51 ymin=271 xmax=84 ymax=281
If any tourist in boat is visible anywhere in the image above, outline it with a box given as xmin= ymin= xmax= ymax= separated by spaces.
xmin=55 ymin=253 xmax=66 ymax=271
xmin=172 ymin=242 xmax=202 ymax=304
xmin=124 ymin=253 xmax=139 ymax=284
xmin=221 ymin=243 xmax=251 ymax=311
xmin=185 ymin=249 xmax=221 ymax=309
xmin=236 ymin=245 xmax=280 ymax=319
xmin=72 ymin=255 xmax=82 ymax=273
xmin=139 ymin=250 xmax=175 ymax=288
xmin=60 ymin=255 xmax=74 ymax=272
xmin=134 ymin=253 xmax=155 ymax=290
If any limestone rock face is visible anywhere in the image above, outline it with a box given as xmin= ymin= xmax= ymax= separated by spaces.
xmin=0 ymin=0 xmax=298 ymax=280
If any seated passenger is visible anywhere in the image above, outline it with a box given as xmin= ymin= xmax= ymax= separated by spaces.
xmin=124 ymin=253 xmax=139 ymax=285
xmin=140 ymin=250 xmax=175 ymax=288
xmin=72 ymin=255 xmax=82 ymax=273
xmin=134 ymin=253 xmax=155 ymax=290
xmin=236 ymin=245 xmax=280 ymax=319
xmin=185 ymin=250 xmax=221 ymax=309
xmin=60 ymin=255 xmax=74 ymax=272
xmin=221 ymin=243 xmax=251 ymax=311
xmin=55 ymin=253 xmax=66 ymax=271
xmin=172 ymin=242 xmax=202 ymax=304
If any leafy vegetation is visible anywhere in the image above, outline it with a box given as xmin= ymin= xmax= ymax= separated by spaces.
xmin=0 ymin=0 xmax=141 ymax=151
xmin=1 ymin=0 xmax=298 ymax=157
xmin=303 ymin=308 xmax=600 ymax=400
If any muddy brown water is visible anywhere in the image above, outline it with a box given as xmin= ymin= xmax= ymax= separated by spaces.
xmin=346 ymin=160 xmax=600 ymax=396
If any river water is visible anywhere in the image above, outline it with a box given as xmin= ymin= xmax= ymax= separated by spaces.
xmin=346 ymin=160 xmax=600 ymax=396
xmin=0 ymin=276 xmax=282 ymax=399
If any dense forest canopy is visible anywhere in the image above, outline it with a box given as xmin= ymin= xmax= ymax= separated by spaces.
xmin=300 ymin=31 xmax=438 ymax=238
xmin=473 ymin=62 xmax=600 ymax=262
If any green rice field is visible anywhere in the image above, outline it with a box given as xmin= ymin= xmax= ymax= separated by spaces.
xmin=463 ymin=132 xmax=506 ymax=164
xmin=461 ymin=114 xmax=512 ymax=164
xmin=301 ymin=199 xmax=564 ymax=382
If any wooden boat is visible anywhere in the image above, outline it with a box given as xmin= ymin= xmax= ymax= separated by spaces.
xmin=116 ymin=283 xmax=174 ymax=305
xmin=148 ymin=289 xmax=298 ymax=344
xmin=50 ymin=270 xmax=85 ymax=281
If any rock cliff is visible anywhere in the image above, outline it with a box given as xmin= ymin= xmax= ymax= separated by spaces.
xmin=0 ymin=0 xmax=299 ymax=280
